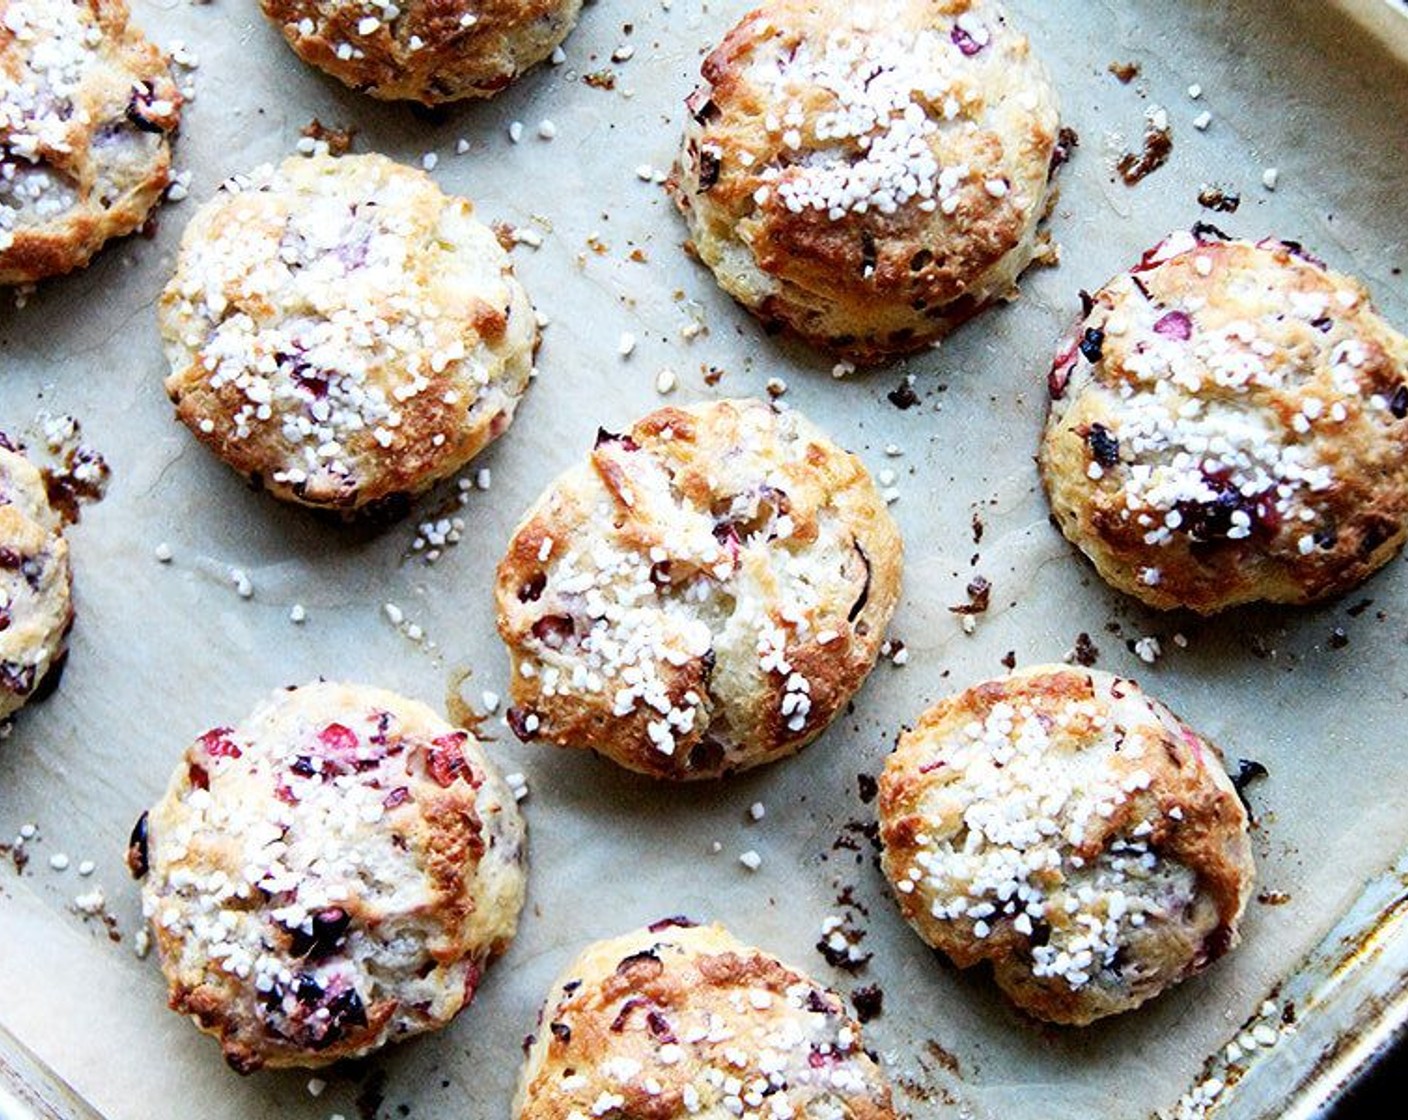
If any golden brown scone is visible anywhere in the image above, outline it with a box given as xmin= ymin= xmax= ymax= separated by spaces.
xmin=515 ymin=921 xmax=898 ymax=1120
xmin=0 ymin=0 xmax=181 ymax=285
xmin=495 ymin=398 xmax=903 ymax=780
xmin=159 ymin=153 xmax=537 ymax=514
xmin=132 ymin=681 xmax=527 ymax=1072
xmin=671 ymin=0 xmax=1062 ymax=364
xmin=1041 ymin=231 xmax=1408 ymax=614
xmin=878 ymin=665 xmax=1254 ymax=1026
xmin=259 ymin=0 xmax=582 ymax=104
xmin=0 ymin=438 xmax=72 ymax=718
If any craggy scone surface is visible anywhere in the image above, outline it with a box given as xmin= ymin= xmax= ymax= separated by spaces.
xmin=135 ymin=681 xmax=527 ymax=1072
xmin=672 ymin=0 xmax=1061 ymax=363
xmin=514 ymin=921 xmax=897 ymax=1120
xmin=159 ymin=152 xmax=537 ymax=512
xmin=1041 ymin=231 xmax=1408 ymax=614
xmin=495 ymin=398 xmax=902 ymax=780
xmin=879 ymin=665 xmax=1254 ymax=1025
xmin=0 ymin=0 xmax=181 ymax=284
xmin=0 ymin=440 xmax=71 ymax=719
xmin=259 ymin=0 xmax=583 ymax=104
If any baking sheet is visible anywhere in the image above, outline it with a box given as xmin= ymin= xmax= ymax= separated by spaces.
xmin=2 ymin=1 xmax=1407 ymax=1118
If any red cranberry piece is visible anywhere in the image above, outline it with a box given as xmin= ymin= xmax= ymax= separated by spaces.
xmin=950 ymin=25 xmax=986 ymax=55
xmin=426 ymin=733 xmax=470 ymax=787
xmin=506 ymin=707 xmax=537 ymax=742
xmin=530 ymin=614 xmax=575 ymax=649
xmin=383 ymin=786 xmax=411 ymax=810
xmin=197 ymin=727 xmax=242 ymax=759
xmin=317 ymin=723 xmax=359 ymax=753
xmin=188 ymin=763 xmax=210 ymax=791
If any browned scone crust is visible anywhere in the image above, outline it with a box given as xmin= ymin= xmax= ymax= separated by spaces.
xmin=495 ymin=398 xmax=903 ymax=781
xmin=671 ymin=0 xmax=1061 ymax=364
xmin=1041 ymin=231 xmax=1408 ymax=614
xmin=159 ymin=154 xmax=537 ymax=513
xmin=878 ymin=665 xmax=1254 ymax=1025
xmin=0 ymin=0 xmax=181 ymax=285
xmin=259 ymin=0 xmax=582 ymax=104
xmin=514 ymin=922 xmax=898 ymax=1120
xmin=136 ymin=682 xmax=527 ymax=1072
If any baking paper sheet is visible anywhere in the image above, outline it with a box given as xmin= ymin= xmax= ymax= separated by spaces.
xmin=2 ymin=1 xmax=1407 ymax=1117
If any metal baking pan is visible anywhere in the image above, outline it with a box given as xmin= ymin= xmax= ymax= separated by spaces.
xmin=2 ymin=1 xmax=1406 ymax=1117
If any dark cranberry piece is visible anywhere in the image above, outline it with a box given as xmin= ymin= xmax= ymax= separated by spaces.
xmin=697 ymin=148 xmax=721 ymax=191
xmin=649 ymin=559 xmax=672 ymax=585
xmin=646 ymin=1010 xmax=676 ymax=1042
xmin=127 ymin=811 xmax=150 ymax=879
xmin=518 ymin=572 xmax=546 ymax=602
xmin=1191 ymin=221 xmax=1232 ymax=243
xmin=647 ymin=915 xmax=696 ymax=932
xmin=804 ymin=988 xmax=833 ymax=1014
xmin=1310 ymin=316 xmax=1334 ymax=333
xmin=426 ymin=733 xmax=470 ymax=787
xmin=859 ymin=231 xmax=877 ymax=278
xmin=125 ymin=86 xmax=168 ymax=133
xmin=950 ymin=25 xmax=985 ymax=55
xmin=686 ymin=90 xmax=719 ymax=125
xmin=383 ymin=786 xmax=410 ymax=810
xmin=887 ymin=382 xmax=919 ymax=410
xmin=594 ymin=428 xmax=639 ymax=451
xmin=506 ymin=707 xmax=536 ymax=741
xmin=1231 ymin=758 xmax=1269 ymax=815
xmin=1389 ymin=384 xmax=1408 ymax=420
xmin=314 ymin=987 xmax=368 ymax=1049
xmin=1153 ymin=310 xmax=1193 ymax=341
xmin=1079 ymin=328 xmax=1105 ymax=363
xmin=1086 ymin=424 xmax=1120 ymax=467
xmin=197 ymin=727 xmax=242 ymax=759
xmin=610 ymin=997 xmax=646 ymax=1032
xmin=188 ymin=763 xmax=210 ymax=791
xmin=0 ymin=547 xmax=22 ymax=569
xmin=848 ymin=540 xmax=872 ymax=623
xmin=851 ymin=985 xmax=884 ymax=1023
xmin=288 ymin=908 xmax=351 ymax=960
xmin=0 ymin=661 xmax=35 ymax=696
xmin=615 ymin=948 xmax=661 ymax=975
xmin=530 ymin=614 xmax=575 ymax=649
xmin=549 ymin=1021 xmax=572 ymax=1043
xmin=0 ymin=608 xmax=10 ymax=632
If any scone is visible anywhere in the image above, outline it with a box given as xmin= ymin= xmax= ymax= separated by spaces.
xmin=878 ymin=665 xmax=1254 ymax=1026
xmin=131 ymin=681 xmax=527 ymax=1072
xmin=0 ymin=439 xmax=72 ymax=719
xmin=1041 ymin=231 xmax=1408 ymax=614
xmin=514 ymin=921 xmax=898 ymax=1120
xmin=495 ymin=398 xmax=903 ymax=780
xmin=159 ymin=153 xmax=537 ymax=514
xmin=671 ymin=0 xmax=1062 ymax=364
xmin=0 ymin=0 xmax=181 ymax=285
xmin=259 ymin=0 xmax=583 ymax=104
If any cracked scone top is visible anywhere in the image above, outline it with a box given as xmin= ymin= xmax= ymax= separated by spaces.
xmin=515 ymin=921 xmax=898 ymax=1120
xmin=671 ymin=0 xmax=1062 ymax=363
xmin=259 ymin=0 xmax=583 ymax=103
xmin=0 ymin=439 xmax=72 ymax=719
xmin=495 ymin=398 xmax=903 ymax=780
xmin=159 ymin=153 xmax=537 ymax=513
xmin=878 ymin=665 xmax=1254 ymax=1026
xmin=1041 ymin=231 xmax=1408 ymax=614
xmin=0 ymin=0 xmax=181 ymax=285
xmin=132 ymin=681 xmax=527 ymax=1072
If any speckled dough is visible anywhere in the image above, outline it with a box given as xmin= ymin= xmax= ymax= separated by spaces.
xmin=159 ymin=153 xmax=537 ymax=513
xmin=671 ymin=0 xmax=1062 ymax=364
xmin=0 ymin=0 xmax=181 ymax=285
xmin=134 ymin=681 xmax=527 ymax=1072
xmin=0 ymin=441 xmax=71 ymax=719
xmin=259 ymin=0 xmax=583 ymax=104
xmin=1041 ymin=232 xmax=1408 ymax=614
xmin=878 ymin=665 xmax=1254 ymax=1026
xmin=495 ymin=398 xmax=903 ymax=780
xmin=515 ymin=922 xmax=898 ymax=1120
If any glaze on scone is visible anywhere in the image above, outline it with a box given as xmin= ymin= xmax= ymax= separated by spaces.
xmin=495 ymin=398 xmax=903 ymax=780
xmin=878 ymin=665 xmax=1254 ymax=1025
xmin=1041 ymin=231 xmax=1408 ymax=614
xmin=133 ymin=681 xmax=527 ymax=1072
xmin=259 ymin=0 xmax=583 ymax=103
xmin=671 ymin=0 xmax=1062 ymax=363
xmin=0 ymin=0 xmax=181 ymax=285
xmin=0 ymin=439 xmax=71 ymax=719
xmin=514 ymin=921 xmax=898 ymax=1120
xmin=159 ymin=153 xmax=537 ymax=513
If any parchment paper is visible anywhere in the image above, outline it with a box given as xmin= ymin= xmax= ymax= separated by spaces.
xmin=2 ymin=1 xmax=1407 ymax=1118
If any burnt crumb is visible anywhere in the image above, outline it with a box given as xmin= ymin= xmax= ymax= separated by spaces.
xmin=1 ymin=842 xmax=29 ymax=874
xmin=1346 ymin=599 xmax=1374 ymax=618
xmin=950 ymin=576 xmax=991 ymax=615
xmin=1108 ymin=60 xmax=1141 ymax=83
xmin=1000 ymin=650 xmax=1016 ymax=670
xmin=857 ymin=773 xmax=878 ymax=804
xmin=1231 ymin=758 xmax=1269 ymax=814
xmin=1070 ymin=632 xmax=1099 ymax=667
xmin=1117 ymin=113 xmax=1173 ymax=185
xmin=851 ymin=985 xmax=884 ymax=1023
xmin=1050 ymin=126 xmax=1080 ymax=171
xmin=702 ymin=364 xmax=726 ymax=386
xmin=301 ymin=118 xmax=355 ymax=156
xmin=582 ymin=70 xmax=616 ymax=90
xmin=1257 ymin=890 xmax=1292 ymax=906
xmin=924 ymin=1039 xmax=962 ymax=1076
xmin=971 ymin=512 xmax=984 ymax=545
xmin=1327 ymin=627 xmax=1349 ymax=650
xmin=887 ymin=381 xmax=920 ymax=410
xmin=1197 ymin=185 xmax=1241 ymax=213
xmin=356 ymin=1069 xmax=387 ymax=1120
